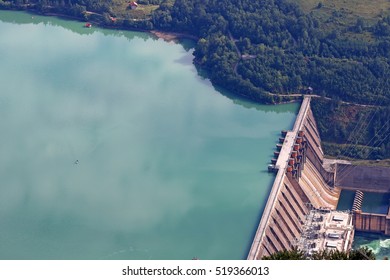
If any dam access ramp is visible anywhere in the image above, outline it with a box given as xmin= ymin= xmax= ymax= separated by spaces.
xmin=248 ymin=96 xmax=343 ymax=259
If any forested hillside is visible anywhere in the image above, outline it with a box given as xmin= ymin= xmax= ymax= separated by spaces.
xmin=312 ymin=99 xmax=390 ymax=160
xmin=3 ymin=0 xmax=390 ymax=104
xmin=152 ymin=0 xmax=390 ymax=105
xmin=1 ymin=0 xmax=390 ymax=159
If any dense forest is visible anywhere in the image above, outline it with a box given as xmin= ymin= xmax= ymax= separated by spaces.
xmin=1 ymin=0 xmax=390 ymax=159
xmin=2 ymin=0 xmax=390 ymax=104
xmin=312 ymin=99 xmax=390 ymax=160
xmin=262 ymin=246 xmax=377 ymax=260
xmin=152 ymin=0 xmax=390 ymax=105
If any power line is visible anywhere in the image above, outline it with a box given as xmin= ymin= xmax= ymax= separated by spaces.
xmin=338 ymin=128 xmax=390 ymax=181
xmin=338 ymin=108 xmax=378 ymax=159
xmin=337 ymin=116 xmax=390 ymax=175
xmin=336 ymin=130 xmax=390 ymax=183
xmin=335 ymin=66 xmax=389 ymax=163
xmin=337 ymin=94 xmax=385 ymax=161
xmin=337 ymin=105 xmax=390 ymax=175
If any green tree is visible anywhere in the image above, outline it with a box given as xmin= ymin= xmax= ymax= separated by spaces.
xmin=262 ymin=247 xmax=306 ymax=260
xmin=262 ymin=247 xmax=376 ymax=260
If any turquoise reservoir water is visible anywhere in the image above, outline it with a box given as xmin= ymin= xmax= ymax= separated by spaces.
xmin=337 ymin=190 xmax=390 ymax=259
xmin=0 ymin=10 xmax=298 ymax=259
xmin=337 ymin=190 xmax=390 ymax=214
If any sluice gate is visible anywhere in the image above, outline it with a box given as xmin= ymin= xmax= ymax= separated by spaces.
xmin=336 ymin=165 xmax=390 ymax=235
xmin=249 ymin=97 xmax=390 ymax=260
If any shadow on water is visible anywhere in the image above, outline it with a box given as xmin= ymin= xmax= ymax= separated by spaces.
xmin=194 ymin=65 xmax=300 ymax=114
xmin=0 ymin=10 xmax=200 ymax=48
xmin=0 ymin=10 xmax=152 ymax=40
xmin=1 ymin=9 xmax=300 ymax=260
xmin=176 ymin=38 xmax=196 ymax=52
xmin=1 ymin=10 xmax=299 ymax=115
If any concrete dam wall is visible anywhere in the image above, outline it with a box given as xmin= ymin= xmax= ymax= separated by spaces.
xmin=353 ymin=210 xmax=390 ymax=235
xmin=335 ymin=164 xmax=390 ymax=235
xmin=248 ymin=97 xmax=341 ymax=259
xmin=336 ymin=164 xmax=390 ymax=193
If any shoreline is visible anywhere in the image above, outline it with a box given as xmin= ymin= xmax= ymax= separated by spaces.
xmin=149 ymin=30 xmax=198 ymax=42
xmin=0 ymin=6 xmax=198 ymax=43
xmin=0 ymin=7 xmax=294 ymax=108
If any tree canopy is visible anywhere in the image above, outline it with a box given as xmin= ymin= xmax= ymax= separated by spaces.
xmin=2 ymin=0 xmax=390 ymax=159
xmin=152 ymin=0 xmax=390 ymax=105
xmin=262 ymin=246 xmax=376 ymax=260
xmin=4 ymin=0 xmax=390 ymax=105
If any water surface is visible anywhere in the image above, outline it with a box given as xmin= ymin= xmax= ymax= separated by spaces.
xmin=0 ymin=10 xmax=298 ymax=259
xmin=337 ymin=190 xmax=390 ymax=214
xmin=353 ymin=233 xmax=390 ymax=260
xmin=337 ymin=190 xmax=390 ymax=259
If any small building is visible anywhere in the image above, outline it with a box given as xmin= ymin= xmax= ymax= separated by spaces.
xmin=296 ymin=209 xmax=354 ymax=258
xmin=84 ymin=22 xmax=92 ymax=28
xmin=129 ymin=1 xmax=138 ymax=9
xmin=306 ymin=86 xmax=313 ymax=94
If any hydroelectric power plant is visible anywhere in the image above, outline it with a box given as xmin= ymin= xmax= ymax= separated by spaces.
xmin=248 ymin=96 xmax=390 ymax=259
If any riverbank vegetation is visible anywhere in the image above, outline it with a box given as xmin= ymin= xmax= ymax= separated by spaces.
xmin=1 ymin=0 xmax=390 ymax=159
xmin=151 ymin=0 xmax=390 ymax=105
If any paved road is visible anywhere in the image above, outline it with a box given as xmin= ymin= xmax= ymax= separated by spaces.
xmin=268 ymin=93 xmax=380 ymax=107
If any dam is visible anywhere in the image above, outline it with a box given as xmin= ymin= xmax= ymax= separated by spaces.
xmin=336 ymin=165 xmax=390 ymax=235
xmin=248 ymin=96 xmax=390 ymax=259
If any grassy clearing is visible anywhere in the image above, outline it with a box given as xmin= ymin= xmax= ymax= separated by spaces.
xmin=109 ymin=0 xmax=159 ymax=19
xmin=125 ymin=4 xmax=159 ymax=19
xmin=295 ymin=0 xmax=390 ymax=18
xmin=294 ymin=0 xmax=390 ymax=37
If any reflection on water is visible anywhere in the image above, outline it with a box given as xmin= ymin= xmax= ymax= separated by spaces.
xmin=195 ymin=66 xmax=299 ymax=114
xmin=0 ymin=10 xmax=152 ymax=40
xmin=0 ymin=10 xmax=299 ymax=259
xmin=0 ymin=10 xmax=298 ymax=115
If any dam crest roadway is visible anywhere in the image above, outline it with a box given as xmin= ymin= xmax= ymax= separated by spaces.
xmin=248 ymin=96 xmax=390 ymax=259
